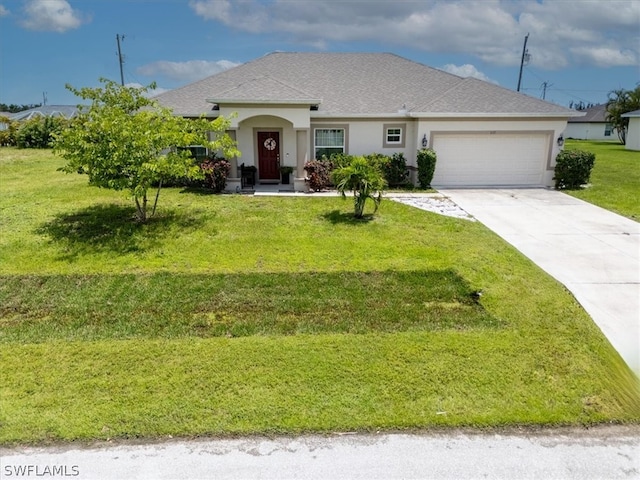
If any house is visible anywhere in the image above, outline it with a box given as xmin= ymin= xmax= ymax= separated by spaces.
xmin=8 ymin=105 xmax=81 ymax=122
xmin=564 ymin=104 xmax=616 ymax=141
xmin=621 ymin=110 xmax=640 ymax=151
xmin=154 ymin=52 xmax=580 ymax=190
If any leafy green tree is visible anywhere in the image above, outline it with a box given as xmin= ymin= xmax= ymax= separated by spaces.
xmin=606 ymin=85 xmax=640 ymax=145
xmin=53 ymin=78 xmax=238 ymax=222
xmin=331 ymin=155 xmax=386 ymax=218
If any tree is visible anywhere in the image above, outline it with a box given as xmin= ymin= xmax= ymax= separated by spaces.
xmin=605 ymin=85 xmax=640 ymax=145
xmin=53 ymin=78 xmax=238 ymax=222
xmin=331 ymin=156 xmax=386 ymax=218
xmin=0 ymin=103 xmax=41 ymax=113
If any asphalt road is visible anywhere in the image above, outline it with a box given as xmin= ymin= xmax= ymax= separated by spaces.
xmin=1 ymin=425 xmax=638 ymax=480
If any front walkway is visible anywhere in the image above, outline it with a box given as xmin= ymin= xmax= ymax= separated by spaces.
xmin=438 ymin=188 xmax=640 ymax=375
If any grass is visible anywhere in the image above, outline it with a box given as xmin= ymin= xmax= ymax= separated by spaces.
xmin=562 ymin=139 xmax=640 ymax=220
xmin=1 ymin=147 xmax=639 ymax=445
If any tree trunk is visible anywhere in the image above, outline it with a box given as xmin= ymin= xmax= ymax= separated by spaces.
xmin=152 ymin=180 xmax=162 ymax=217
xmin=135 ymin=195 xmax=147 ymax=222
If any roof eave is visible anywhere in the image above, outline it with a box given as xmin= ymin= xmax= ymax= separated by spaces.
xmin=310 ymin=111 xmax=582 ymax=119
xmin=409 ymin=111 xmax=583 ymax=118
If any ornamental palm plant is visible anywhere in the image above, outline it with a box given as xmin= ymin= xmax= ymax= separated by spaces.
xmin=331 ymin=156 xmax=386 ymax=218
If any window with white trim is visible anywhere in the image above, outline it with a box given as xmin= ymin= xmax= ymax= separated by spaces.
xmin=382 ymin=123 xmax=406 ymax=148
xmin=314 ymin=128 xmax=345 ymax=159
xmin=604 ymin=124 xmax=612 ymax=137
xmin=386 ymin=127 xmax=402 ymax=144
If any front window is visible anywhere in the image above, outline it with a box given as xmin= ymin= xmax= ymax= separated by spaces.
xmin=386 ymin=128 xmax=402 ymax=144
xmin=604 ymin=124 xmax=612 ymax=137
xmin=382 ymin=123 xmax=406 ymax=148
xmin=178 ymin=145 xmax=208 ymax=162
xmin=315 ymin=128 xmax=344 ymax=159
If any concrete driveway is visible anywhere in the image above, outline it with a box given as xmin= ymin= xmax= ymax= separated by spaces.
xmin=439 ymin=188 xmax=639 ymax=375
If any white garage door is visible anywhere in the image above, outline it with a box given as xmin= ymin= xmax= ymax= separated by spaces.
xmin=431 ymin=132 xmax=550 ymax=186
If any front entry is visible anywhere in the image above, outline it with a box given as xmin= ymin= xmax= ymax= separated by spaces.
xmin=257 ymin=131 xmax=280 ymax=181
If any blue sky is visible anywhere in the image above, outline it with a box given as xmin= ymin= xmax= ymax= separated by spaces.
xmin=1 ymin=0 xmax=638 ymax=108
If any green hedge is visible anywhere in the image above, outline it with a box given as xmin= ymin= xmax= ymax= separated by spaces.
xmin=554 ymin=149 xmax=595 ymax=189
xmin=416 ymin=148 xmax=437 ymax=188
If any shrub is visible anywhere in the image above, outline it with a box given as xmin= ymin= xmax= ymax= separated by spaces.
xmin=416 ymin=148 xmax=437 ymax=188
xmin=381 ymin=152 xmax=409 ymax=187
xmin=0 ymin=118 xmax=17 ymax=146
xmin=328 ymin=153 xmax=354 ymax=169
xmin=554 ymin=149 xmax=596 ymax=189
xmin=201 ymin=157 xmax=231 ymax=193
xmin=16 ymin=116 xmax=67 ymax=148
xmin=304 ymin=158 xmax=335 ymax=191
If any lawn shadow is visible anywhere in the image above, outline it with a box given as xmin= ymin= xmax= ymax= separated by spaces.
xmin=37 ymin=204 xmax=207 ymax=259
xmin=322 ymin=210 xmax=376 ymax=225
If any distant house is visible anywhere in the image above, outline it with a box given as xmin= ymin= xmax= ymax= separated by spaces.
xmin=564 ymin=104 xmax=616 ymax=141
xmin=154 ymin=52 xmax=580 ymax=190
xmin=621 ymin=110 xmax=640 ymax=151
xmin=8 ymin=105 xmax=80 ymax=122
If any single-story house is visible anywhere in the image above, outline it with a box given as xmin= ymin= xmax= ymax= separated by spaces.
xmin=0 ymin=105 xmax=81 ymax=131
xmin=8 ymin=105 xmax=80 ymax=122
xmin=154 ymin=52 xmax=581 ymax=190
xmin=564 ymin=104 xmax=616 ymax=141
xmin=621 ymin=110 xmax=640 ymax=151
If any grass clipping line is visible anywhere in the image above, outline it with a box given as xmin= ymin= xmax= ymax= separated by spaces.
xmin=0 ymin=271 xmax=500 ymax=342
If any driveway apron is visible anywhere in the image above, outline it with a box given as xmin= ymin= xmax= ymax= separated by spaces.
xmin=438 ymin=188 xmax=640 ymax=375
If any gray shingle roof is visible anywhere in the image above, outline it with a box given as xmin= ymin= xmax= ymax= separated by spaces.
xmin=622 ymin=109 xmax=640 ymax=118
xmin=567 ymin=104 xmax=608 ymax=123
xmin=154 ymin=52 xmax=575 ymax=117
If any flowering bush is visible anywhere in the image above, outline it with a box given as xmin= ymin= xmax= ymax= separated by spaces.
xmin=201 ymin=157 xmax=231 ymax=193
xmin=304 ymin=158 xmax=335 ymax=191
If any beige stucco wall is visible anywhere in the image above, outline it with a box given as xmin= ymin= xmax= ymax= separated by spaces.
xmin=222 ymin=109 xmax=569 ymax=189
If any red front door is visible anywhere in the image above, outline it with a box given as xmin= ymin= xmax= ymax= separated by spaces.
xmin=257 ymin=131 xmax=280 ymax=180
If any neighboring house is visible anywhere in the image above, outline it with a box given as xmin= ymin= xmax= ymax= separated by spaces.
xmin=0 ymin=112 xmax=11 ymax=131
xmin=8 ymin=105 xmax=81 ymax=122
xmin=564 ymin=104 xmax=616 ymax=141
xmin=621 ymin=110 xmax=640 ymax=151
xmin=154 ymin=52 xmax=580 ymax=190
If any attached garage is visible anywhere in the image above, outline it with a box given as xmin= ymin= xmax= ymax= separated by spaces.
xmin=431 ymin=131 xmax=552 ymax=187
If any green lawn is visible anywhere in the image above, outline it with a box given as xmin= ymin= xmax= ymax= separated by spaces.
xmin=563 ymin=140 xmax=640 ymax=220
xmin=1 ymin=147 xmax=639 ymax=445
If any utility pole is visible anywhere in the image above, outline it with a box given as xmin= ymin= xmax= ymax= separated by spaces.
xmin=517 ymin=33 xmax=530 ymax=92
xmin=541 ymin=81 xmax=552 ymax=100
xmin=42 ymin=92 xmax=47 ymax=106
xmin=116 ymin=34 xmax=125 ymax=86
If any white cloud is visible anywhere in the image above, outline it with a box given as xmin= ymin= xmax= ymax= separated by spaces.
xmin=137 ymin=59 xmax=240 ymax=83
xmin=440 ymin=64 xmax=497 ymax=84
xmin=21 ymin=0 xmax=88 ymax=33
xmin=570 ymin=47 xmax=638 ymax=68
xmin=0 ymin=5 xmax=9 ymax=17
xmin=188 ymin=0 xmax=640 ymax=70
